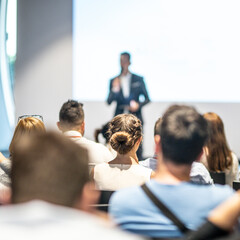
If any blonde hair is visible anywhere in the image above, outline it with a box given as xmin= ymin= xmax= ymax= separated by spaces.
xmin=108 ymin=114 xmax=142 ymax=155
xmin=9 ymin=117 xmax=46 ymax=157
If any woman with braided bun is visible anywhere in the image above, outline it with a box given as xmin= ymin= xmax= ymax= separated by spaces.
xmin=92 ymin=114 xmax=153 ymax=190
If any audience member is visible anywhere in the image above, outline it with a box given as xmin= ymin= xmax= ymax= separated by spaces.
xmin=93 ymin=114 xmax=153 ymax=190
xmin=0 ymin=116 xmax=46 ymax=188
xmin=9 ymin=115 xmax=46 ymax=159
xmin=57 ymin=100 xmax=113 ymax=165
xmin=190 ymin=161 xmax=213 ymax=185
xmin=109 ymin=105 xmax=234 ymax=238
xmin=0 ymin=132 xmax=143 ymax=240
xmin=94 ymin=122 xmax=110 ymax=144
xmin=201 ymin=112 xmax=239 ymax=186
xmin=0 ymin=150 xmax=11 ymax=203
xmin=0 ymin=153 xmax=10 ymax=188
xmin=140 ymin=117 xmax=213 ymax=185
xmin=139 ymin=117 xmax=161 ymax=170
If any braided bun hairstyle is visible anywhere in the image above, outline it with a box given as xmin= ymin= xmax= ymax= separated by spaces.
xmin=108 ymin=114 xmax=142 ymax=154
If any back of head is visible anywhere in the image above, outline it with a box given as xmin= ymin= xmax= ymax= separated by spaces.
xmin=159 ymin=105 xmax=208 ymax=165
xmin=203 ymin=112 xmax=232 ymax=171
xmin=154 ymin=117 xmax=162 ymax=136
xmin=59 ymin=100 xmax=84 ymax=130
xmin=9 ymin=117 xmax=46 ymax=157
xmin=108 ymin=114 xmax=142 ymax=155
xmin=203 ymin=112 xmax=224 ymax=137
xmin=95 ymin=122 xmax=110 ymax=143
xmin=11 ymin=131 xmax=89 ymax=207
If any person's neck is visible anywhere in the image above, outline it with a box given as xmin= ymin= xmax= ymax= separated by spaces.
xmin=154 ymin=158 xmax=191 ymax=184
xmin=65 ymin=129 xmax=83 ymax=137
xmin=109 ymin=151 xmax=138 ymax=165
xmin=121 ymin=69 xmax=130 ymax=76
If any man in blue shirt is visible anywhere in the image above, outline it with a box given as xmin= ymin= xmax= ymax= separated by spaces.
xmin=109 ymin=105 xmax=234 ymax=238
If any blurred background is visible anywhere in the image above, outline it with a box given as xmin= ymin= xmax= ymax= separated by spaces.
xmin=1 ymin=0 xmax=240 ymax=159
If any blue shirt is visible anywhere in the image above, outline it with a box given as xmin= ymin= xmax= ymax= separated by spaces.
xmin=109 ymin=180 xmax=234 ymax=238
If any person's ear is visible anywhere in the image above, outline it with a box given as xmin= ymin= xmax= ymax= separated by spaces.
xmin=80 ymin=121 xmax=85 ymax=135
xmin=74 ymin=182 xmax=100 ymax=213
xmin=57 ymin=122 xmax=62 ymax=131
xmin=137 ymin=136 xmax=143 ymax=145
xmin=154 ymin=135 xmax=161 ymax=155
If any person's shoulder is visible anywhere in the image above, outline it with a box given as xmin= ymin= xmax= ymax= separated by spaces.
xmin=191 ymin=162 xmax=209 ymax=175
xmin=109 ymin=181 xmax=158 ymax=216
xmin=86 ymin=138 xmax=112 ymax=152
xmin=196 ymin=183 xmax=234 ymax=200
xmin=131 ymin=73 xmax=143 ymax=81
xmin=110 ymin=181 xmax=158 ymax=205
xmin=110 ymin=185 xmax=143 ymax=206
xmin=0 ymin=201 xmax=143 ymax=240
xmin=140 ymin=158 xmax=157 ymax=171
xmin=0 ymin=158 xmax=11 ymax=175
xmin=110 ymin=75 xmax=119 ymax=82
xmin=109 ymin=186 xmax=143 ymax=219
xmin=94 ymin=162 xmax=109 ymax=171
xmin=213 ymin=184 xmax=234 ymax=192
xmin=139 ymin=159 xmax=150 ymax=168
xmin=136 ymin=163 xmax=152 ymax=174
xmin=80 ymin=137 xmax=104 ymax=147
xmin=231 ymin=152 xmax=238 ymax=163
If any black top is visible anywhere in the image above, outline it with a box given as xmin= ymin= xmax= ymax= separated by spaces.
xmin=107 ymin=73 xmax=150 ymax=124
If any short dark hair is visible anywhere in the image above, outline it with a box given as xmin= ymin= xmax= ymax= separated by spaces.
xmin=159 ymin=105 xmax=208 ymax=165
xmin=11 ymin=132 xmax=90 ymax=207
xmin=121 ymin=52 xmax=131 ymax=61
xmin=154 ymin=117 xmax=162 ymax=136
xmin=59 ymin=100 xmax=84 ymax=128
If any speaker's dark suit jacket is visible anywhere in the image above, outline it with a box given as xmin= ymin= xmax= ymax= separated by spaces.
xmin=107 ymin=73 xmax=150 ymax=124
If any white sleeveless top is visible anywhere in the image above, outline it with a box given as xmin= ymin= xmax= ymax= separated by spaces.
xmin=94 ymin=163 xmax=152 ymax=191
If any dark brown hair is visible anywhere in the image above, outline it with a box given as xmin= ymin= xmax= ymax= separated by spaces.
xmin=11 ymin=132 xmax=90 ymax=207
xmin=108 ymin=114 xmax=142 ymax=155
xmin=121 ymin=52 xmax=131 ymax=61
xmin=203 ymin=112 xmax=233 ymax=172
xmin=160 ymin=105 xmax=208 ymax=165
xmin=154 ymin=117 xmax=162 ymax=136
xmin=59 ymin=100 xmax=84 ymax=129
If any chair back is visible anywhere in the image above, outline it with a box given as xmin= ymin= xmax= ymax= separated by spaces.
xmin=233 ymin=181 xmax=240 ymax=191
xmin=210 ymin=171 xmax=226 ymax=185
xmin=97 ymin=190 xmax=114 ymax=212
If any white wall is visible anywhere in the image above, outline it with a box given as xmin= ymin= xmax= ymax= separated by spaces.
xmin=15 ymin=0 xmax=240 ymax=159
xmin=15 ymin=0 xmax=72 ymax=129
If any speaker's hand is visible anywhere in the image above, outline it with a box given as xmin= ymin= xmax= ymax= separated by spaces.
xmin=129 ymin=100 xmax=139 ymax=112
xmin=112 ymin=77 xmax=121 ymax=92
